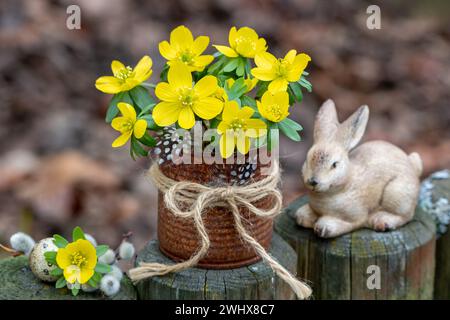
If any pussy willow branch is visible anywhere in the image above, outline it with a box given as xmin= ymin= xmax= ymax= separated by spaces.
xmin=0 ymin=243 xmax=23 ymax=257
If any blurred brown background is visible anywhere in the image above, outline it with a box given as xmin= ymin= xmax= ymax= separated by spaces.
xmin=0 ymin=0 xmax=449 ymax=254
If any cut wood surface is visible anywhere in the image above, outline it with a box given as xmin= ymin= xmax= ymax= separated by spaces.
xmin=275 ymin=196 xmax=436 ymax=300
xmin=0 ymin=256 xmax=137 ymax=300
xmin=420 ymin=171 xmax=450 ymax=299
xmin=135 ymin=233 xmax=297 ymax=300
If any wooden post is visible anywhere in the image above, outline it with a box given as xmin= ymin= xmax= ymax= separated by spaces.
xmin=0 ymin=256 xmax=137 ymax=300
xmin=419 ymin=170 xmax=450 ymax=299
xmin=135 ymin=234 xmax=297 ymax=299
xmin=275 ymin=196 xmax=436 ymax=300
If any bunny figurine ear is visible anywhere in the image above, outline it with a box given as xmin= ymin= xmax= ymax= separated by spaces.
xmin=338 ymin=105 xmax=369 ymax=151
xmin=313 ymin=99 xmax=339 ymax=142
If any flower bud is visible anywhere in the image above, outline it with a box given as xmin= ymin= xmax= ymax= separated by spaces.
xmin=108 ymin=264 xmax=123 ymax=282
xmin=99 ymin=249 xmax=116 ymax=265
xmin=100 ymin=275 xmax=120 ymax=297
xmin=84 ymin=234 xmax=97 ymax=247
xmin=118 ymin=241 xmax=135 ymax=260
xmin=10 ymin=232 xmax=35 ymax=256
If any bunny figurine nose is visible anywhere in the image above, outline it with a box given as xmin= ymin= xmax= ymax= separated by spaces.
xmin=307 ymin=178 xmax=318 ymax=187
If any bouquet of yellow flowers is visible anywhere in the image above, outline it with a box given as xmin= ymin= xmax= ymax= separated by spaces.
xmin=95 ymin=26 xmax=311 ymax=159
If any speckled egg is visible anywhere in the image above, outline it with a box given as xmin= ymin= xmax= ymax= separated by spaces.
xmin=29 ymin=238 xmax=59 ymax=282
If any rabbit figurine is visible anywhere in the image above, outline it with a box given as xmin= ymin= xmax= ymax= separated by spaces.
xmin=295 ymin=99 xmax=422 ymax=238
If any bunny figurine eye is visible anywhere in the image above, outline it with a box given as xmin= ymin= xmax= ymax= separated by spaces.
xmin=331 ymin=161 xmax=338 ymax=169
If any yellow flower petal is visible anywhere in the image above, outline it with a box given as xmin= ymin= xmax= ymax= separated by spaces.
xmin=159 ymin=41 xmax=177 ymax=60
xmin=64 ymin=265 xmax=81 ymax=284
xmin=112 ymin=131 xmax=132 ymax=148
xmin=111 ymin=60 xmax=126 ymax=77
xmin=251 ymin=67 xmax=276 ymax=81
xmin=75 ymin=239 xmax=97 ymax=269
xmin=153 ymin=101 xmax=181 ymax=127
xmin=221 ymin=101 xmax=240 ymax=121
xmin=178 ymin=107 xmax=196 ymax=129
xmin=237 ymin=27 xmax=258 ymax=41
xmin=239 ymin=106 xmax=255 ymax=119
xmin=214 ymin=45 xmax=238 ymax=58
xmin=217 ymin=121 xmax=228 ymax=135
xmin=228 ymin=26 xmax=238 ymax=47
xmin=192 ymin=36 xmax=209 ymax=55
xmin=168 ymin=62 xmax=192 ymax=88
xmin=95 ymin=76 xmax=124 ymax=94
xmin=133 ymin=55 xmax=153 ymax=82
xmin=254 ymin=52 xmax=277 ymax=69
xmin=268 ymin=78 xmax=288 ymax=93
xmin=118 ymin=102 xmax=137 ymax=120
xmin=236 ymin=135 xmax=250 ymax=155
xmin=284 ymin=49 xmax=297 ymax=64
xmin=192 ymin=55 xmax=214 ymax=69
xmin=255 ymin=38 xmax=267 ymax=55
xmin=220 ymin=132 xmax=236 ymax=159
xmin=79 ymin=268 xmax=94 ymax=284
xmin=194 ymin=75 xmax=218 ymax=98
xmin=56 ymin=247 xmax=72 ymax=269
xmin=111 ymin=117 xmax=129 ymax=132
xmin=155 ymin=82 xmax=178 ymax=102
xmin=245 ymin=119 xmax=267 ymax=137
xmin=133 ymin=119 xmax=147 ymax=138
xmin=170 ymin=25 xmax=194 ymax=49
xmin=236 ymin=41 xmax=255 ymax=58
xmin=287 ymin=53 xmax=311 ymax=82
xmin=192 ymin=97 xmax=223 ymax=120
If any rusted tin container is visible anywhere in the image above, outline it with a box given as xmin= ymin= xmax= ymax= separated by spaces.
xmin=157 ymin=158 xmax=275 ymax=269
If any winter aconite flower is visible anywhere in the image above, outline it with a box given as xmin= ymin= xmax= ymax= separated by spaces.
xmin=214 ymin=26 xmax=267 ymax=58
xmin=111 ymin=103 xmax=147 ymax=148
xmin=252 ymin=50 xmax=311 ymax=93
xmin=217 ymin=101 xmax=266 ymax=158
xmin=153 ymin=63 xmax=223 ymax=129
xmin=95 ymin=56 xmax=153 ymax=94
xmin=257 ymin=91 xmax=290 ymax=122
xmin=56 ymin=239 xmax=97 ymax=284
xmin=159 ymin=26 xmax=214 ymax=72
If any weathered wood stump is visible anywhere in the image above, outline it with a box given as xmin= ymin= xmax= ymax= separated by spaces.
xmin=275 ymin=196 xmax=436 ymax=300
xmin=135 ymin=233 xmax=297 ymax=299
xmin=419 ymin=170 xmax=450 ymax=299
xmin=0 ymin=256 xmax=137 ymax=300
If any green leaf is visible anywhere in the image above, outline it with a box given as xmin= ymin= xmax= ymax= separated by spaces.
xmin=130 ymin=86 xmax=155 ymax=111
xmin=140 ymin=114 xmax=159 ymax=130
xmin=236 ymin=59 xmax=245 ymax=76
xmin=279 ymin=120 xmax=301 ymax=141
xmin=223 ymin=58 xmax=240 ymax=72
xmin=71 ymin=287 xmax=79 ymax=296
xmin=240 ymin=95 xmax=257 ymax=109
xmin=96 ymin=245 xmax=109 ymax=257
xmin=160 ymin=64 xmax=169 ymax=82
xmin=52 ymin=234 xmax=68 ymax=248
xmin=87 ymin=277 xmax=99 ymax=288
xmin=95 ymin=263 xmax=111 ymax=274
xmin=207 ymin=55 xmax=227 ymax=75
xmin=227 ymin=78 xmax=247 ymax=100
xmin=105 ymin=92 xmax=133 ymax=123
xmin=72 ymin=226 xmax=86 ymax=242
xmin=131 ymin=136 xmax=148 ymax=157
xmin=92 ymin=272 xmax=102 ymax=282
xmin=244 ymin=59 xmax=252 ymax=77
xmin=282 ymin=117 xmax=303 ymax=131
xmin=44 ymin=251 xmax=57 ymax=265
xmin=298 ymin=76 xmax=312 ymax=93
xmin=55 ymin=277 xmax=66 ymax=289
xmin=255 ymin=81 xmax=269 ymax=98
xmin=50 ymin=267 xmax=63 ymax=277
xmin=139 ymin=132 xmax=156 ymax=147
xmin=289 ymin=82 xmax=303 ymax=102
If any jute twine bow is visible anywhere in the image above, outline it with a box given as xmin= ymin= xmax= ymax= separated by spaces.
xmin=128 ymin=161 xmax=312 ymax=299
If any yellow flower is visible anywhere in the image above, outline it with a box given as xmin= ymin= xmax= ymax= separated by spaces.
xmin=257 ymin=91 xmax=290 ymax=122
xmin=153 ymin=63 xmax=223 ymax=129
xmin=159 ymin=26 xmax=214 ymax=72
xmin=252 ymin=50 xmax=311 ymax=93
xmin=217 ymin=101 xmax=267 ymax=158
xmin=111 ymin=103 xmax=147 ymax=148
xmin=95 ymin=56 xmax=153 ymax=94
xmin=56 ymin=239 xmax=97 ymax=284
xmin=214 ymin=26 xmax=267 ymax=58
xmin=226 ymin=77 xmax=258 ymax=93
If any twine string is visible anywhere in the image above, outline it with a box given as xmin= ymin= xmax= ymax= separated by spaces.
xmin=128 ymin=161 xmax=312 ymax=299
